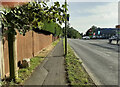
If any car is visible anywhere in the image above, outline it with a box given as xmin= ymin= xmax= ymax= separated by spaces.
xmin=109 ymin=35 xmax=120 ymax=44
xmin=92 ymin=36 xmax=96 ymax=39
xmin=82 ymin=36 xmax=90 ymax=40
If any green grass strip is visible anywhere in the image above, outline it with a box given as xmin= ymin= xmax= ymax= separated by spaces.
xmin=17 ymin=56 xmax=44 ymax=84
xmin=63 ymin=39 xmax=95 ymax=86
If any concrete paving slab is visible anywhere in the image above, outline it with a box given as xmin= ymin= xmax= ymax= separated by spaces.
xmin=24 ymin=61 xmax=48 ymax=85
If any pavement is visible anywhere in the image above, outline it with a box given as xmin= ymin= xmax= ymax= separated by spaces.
xmin=24 ymin=40 xmax=67 ymax=86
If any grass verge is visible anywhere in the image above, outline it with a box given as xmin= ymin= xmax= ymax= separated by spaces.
xmin=1 ymin=39 xmax=60 ymax=86
xmin=63 ymin=39 xmax=95 ymax=86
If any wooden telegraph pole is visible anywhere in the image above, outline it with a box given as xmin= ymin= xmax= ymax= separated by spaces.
xmin=65 ymin=0 xmax=67 ymax=56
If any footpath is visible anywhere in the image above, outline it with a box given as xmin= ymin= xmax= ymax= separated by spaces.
xmin=24 ymin=40 xmax=67 ymax=85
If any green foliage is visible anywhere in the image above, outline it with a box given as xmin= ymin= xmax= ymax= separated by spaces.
xmin=1 ymin=1 xmax=68 ymax=35
xmin=52 ymin=38 xmax=60 ymax=46
xmin=18 ymin=57 xmax=44 ymax=84
xmin=90 ymin=25 xmax=97 ymax=32
xmin=42 ymin=20 xmax=62 ymax=36
xmin=63 ymin=39 xmax=95 ymax=86
xmin=86 ymin=25 xmax=97 ymax=36
xmin=54 ymin=24 xmax=62 ymax=36
xmin=63 ymin=27 xmax=82 ymax=39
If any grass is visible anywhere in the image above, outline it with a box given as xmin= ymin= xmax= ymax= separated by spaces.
xmin=17 ymin=56 xmax=44 ymax=84
xmin=1 ymin=39 xmax=60 ymax=86
xmin=63 ymin=39 xmax=95 ymax=86
xmin=52 ymin=38 xmax=61 ymax=46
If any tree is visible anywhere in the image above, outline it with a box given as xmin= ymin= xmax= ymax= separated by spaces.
xmin=2 ymin=2 xmax=67 ymax=35
xmin=86 ymin=25 xmax=97 ymax=37
xmin=65 ymin=27 xmax=82 ymax=39
xmin=91 ymin=25 xmax=97 ymax=33
xmin=1 ymin=1 xmax=68 ymax=81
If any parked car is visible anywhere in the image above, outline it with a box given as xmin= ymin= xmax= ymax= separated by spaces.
xmin=109 ymin=35 xmax=120 ymax=44
xmin=92 ymin=36 xmax=96 ymax=39
xmin=82 ymin=36 xmax=90 ymax=40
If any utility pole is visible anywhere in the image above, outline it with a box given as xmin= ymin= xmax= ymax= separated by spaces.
xmin=65 ymin=0 xmax=67 ymax=56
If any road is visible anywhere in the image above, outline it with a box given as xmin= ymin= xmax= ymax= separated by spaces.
xmin=68 ymin=39 xmax=119 ymax=85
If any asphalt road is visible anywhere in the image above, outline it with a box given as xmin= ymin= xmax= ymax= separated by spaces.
xmin=68 ymin=39 xmax=119 ymax=85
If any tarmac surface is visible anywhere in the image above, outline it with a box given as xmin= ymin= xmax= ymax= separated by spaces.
xmin=68 ymin=39 xmax=118 ymax=85
xmin=24 ymin=40 xmax=67 ymax=85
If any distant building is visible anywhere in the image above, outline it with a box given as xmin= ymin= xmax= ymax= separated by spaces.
xmin=95 ymin=28 xmax=118 ymax=39
xmin=85 ymin=25 xmax=120 ymax=39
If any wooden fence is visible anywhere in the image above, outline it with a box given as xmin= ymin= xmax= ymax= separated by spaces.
xmin=2 ymin=30 xmax=58 ymax=77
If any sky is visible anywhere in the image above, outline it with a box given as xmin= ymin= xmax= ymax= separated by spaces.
xmin=68 ymin=2 xmax=118 ymax=34
xmin=49 ymin=0 xmax=118 ymax=34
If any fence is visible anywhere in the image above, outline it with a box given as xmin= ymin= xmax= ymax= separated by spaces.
xmin=2 ymin=30 xmax=58 ymax=77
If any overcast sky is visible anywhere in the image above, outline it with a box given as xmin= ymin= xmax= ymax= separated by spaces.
xmin=68 ymin=2 xmax=118 ymax=34
xmin=50 ymin=0 xmax=118 ymax=34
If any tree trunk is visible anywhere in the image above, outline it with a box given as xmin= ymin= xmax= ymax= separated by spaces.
xmin=8 ymin=31 xmax=18 ymax=81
